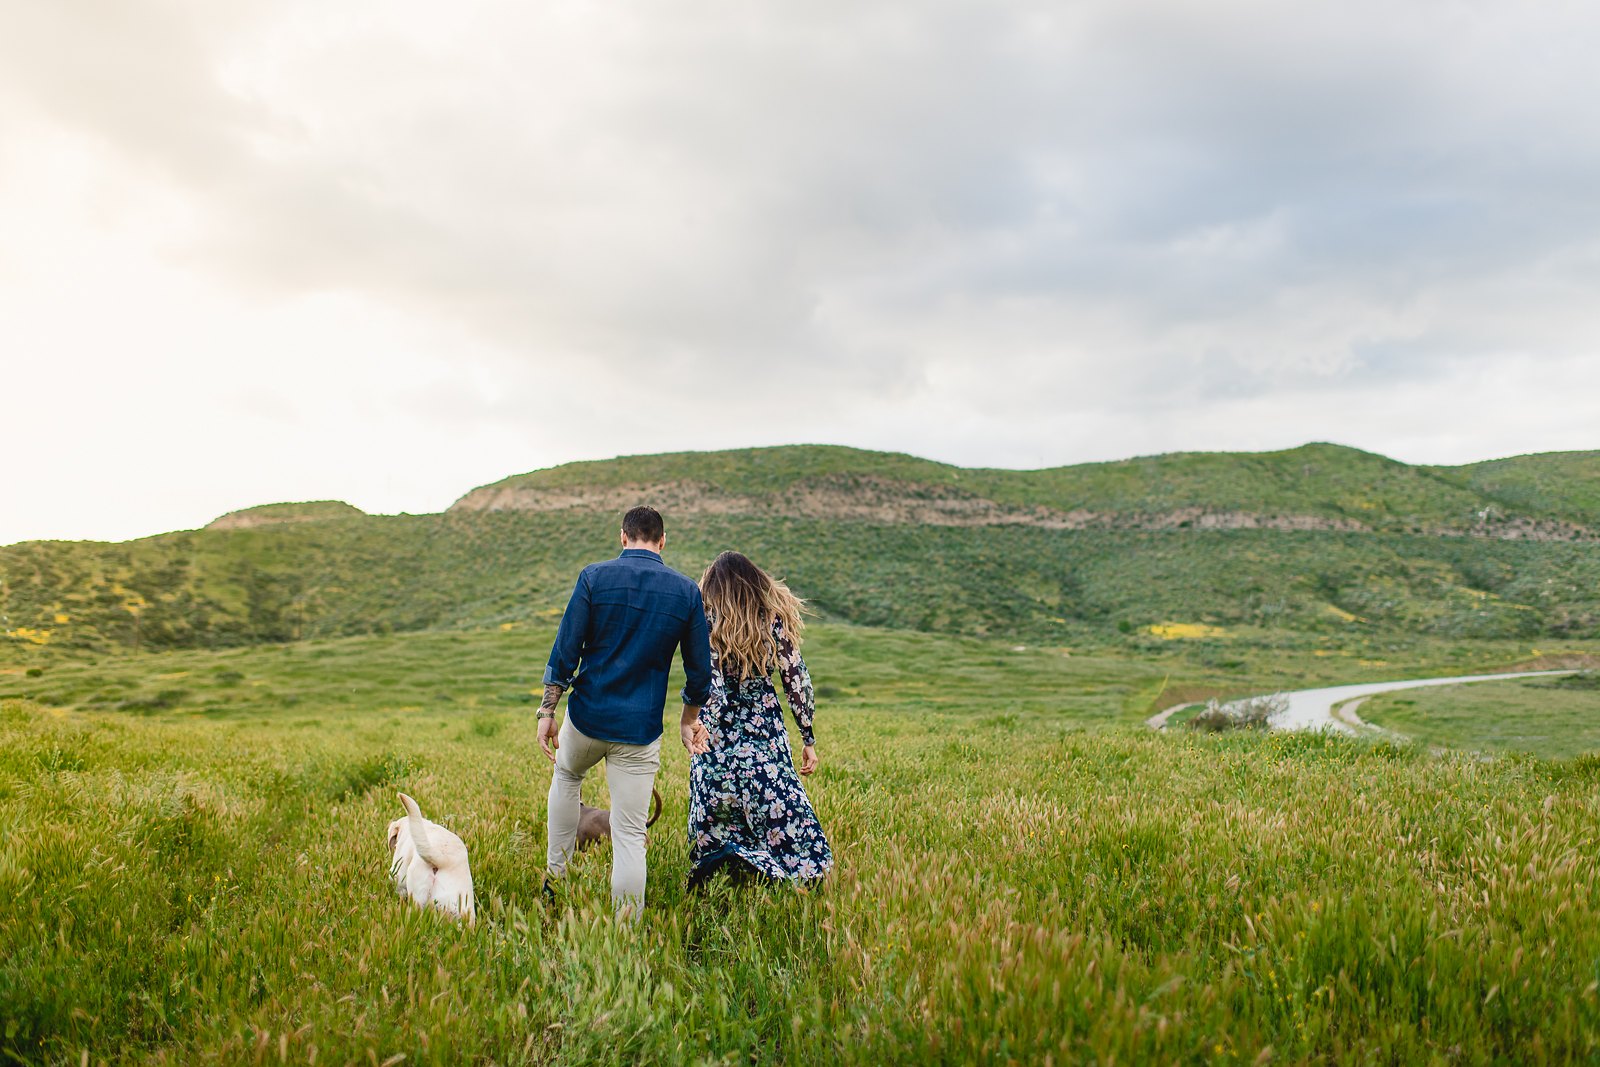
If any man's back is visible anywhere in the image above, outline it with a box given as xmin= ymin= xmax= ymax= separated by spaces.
xmin=544 ymin=548 xmax=712 ymax=745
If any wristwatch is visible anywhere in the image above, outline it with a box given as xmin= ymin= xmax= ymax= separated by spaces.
xmin=536 ymin=710 xmax=556 ymax=720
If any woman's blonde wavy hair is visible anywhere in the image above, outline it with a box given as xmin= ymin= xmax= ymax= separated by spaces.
xmin=699 ymin=551 xmax=806 ymax=681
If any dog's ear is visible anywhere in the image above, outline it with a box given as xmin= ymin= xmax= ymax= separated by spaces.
xmin=387 ymin=820 xmax=401 ymax=853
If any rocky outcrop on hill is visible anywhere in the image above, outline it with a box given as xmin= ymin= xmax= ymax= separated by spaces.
xmin=449 ymin=473 xmax=1599 ymax=540
xmin=1450 ymin=510 xmax=1596 ymax=542
xmin=450 ymin=476 xmax=1363 ymax=533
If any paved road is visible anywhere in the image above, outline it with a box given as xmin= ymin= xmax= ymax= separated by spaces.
xmin=1270 ymin=671 xmax=1577 ymax=732
xmin=1148 ymin=670 xmax=1578 ymax=733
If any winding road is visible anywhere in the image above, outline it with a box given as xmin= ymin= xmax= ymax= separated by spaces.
xmin=1147 ymin=670 xmax=1579 ymax=734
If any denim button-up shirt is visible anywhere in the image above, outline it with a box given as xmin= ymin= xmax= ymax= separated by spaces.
xmin=543 ymin=548 xmax=714 ymax=745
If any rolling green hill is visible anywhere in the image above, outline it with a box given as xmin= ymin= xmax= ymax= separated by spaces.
xmin=3 ymin=443 xmax=1598 ymax=660
xmin=1433 ymin=450 xmax=1600 ymax=526
xmin=206 ymin=500 xmax=367 ymax=530
xmin=454 ymin=442 xmax=1598 ymax=536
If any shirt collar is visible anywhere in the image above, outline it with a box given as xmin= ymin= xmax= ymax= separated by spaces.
xmin=619 ymin=547 xmax=663 ymax=562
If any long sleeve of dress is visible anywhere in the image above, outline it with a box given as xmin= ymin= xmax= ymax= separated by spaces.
xmin=774 ymin=621 xmax=816 ymax=746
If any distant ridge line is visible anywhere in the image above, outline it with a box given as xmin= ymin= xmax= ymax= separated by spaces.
xmin=176 ymin=441 xmax=1598 ymax=541
xmin=440 ymin=442 xmax=1600 ymax=540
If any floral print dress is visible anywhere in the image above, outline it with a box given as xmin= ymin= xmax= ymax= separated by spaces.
xmin=688 ymin=618 xmax=833 ymax=886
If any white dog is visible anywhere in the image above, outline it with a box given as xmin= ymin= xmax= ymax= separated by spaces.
xmin=386 ymin=792 xmax=475 ymax=922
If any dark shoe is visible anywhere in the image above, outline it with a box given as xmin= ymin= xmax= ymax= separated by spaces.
xmin=687 ymin=848 xmax=760 ymax=892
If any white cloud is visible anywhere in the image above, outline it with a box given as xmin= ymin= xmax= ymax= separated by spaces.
xmin=1 ymin=0 xmax=1598 ymax=544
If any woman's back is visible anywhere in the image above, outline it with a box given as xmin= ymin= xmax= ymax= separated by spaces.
xmin=689 ymin=551 xmax=830 ymax=886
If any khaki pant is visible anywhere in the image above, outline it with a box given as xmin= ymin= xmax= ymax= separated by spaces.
xmin=546 ymin=718 xmax=661 ymax=915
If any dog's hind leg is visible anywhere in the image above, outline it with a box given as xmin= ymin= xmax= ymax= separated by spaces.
xmin=547 ymin=721 xmax=605 ymax=878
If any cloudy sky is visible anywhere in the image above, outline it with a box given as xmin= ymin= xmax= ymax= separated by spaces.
xmin=4 ymin=0 xmax=1599 ymax=545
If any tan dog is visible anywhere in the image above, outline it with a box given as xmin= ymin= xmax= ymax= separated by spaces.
xmin=386 ymin=792 xmax=475 ymax=922
xmin=576 ymin=787 xmax=663 ymax=850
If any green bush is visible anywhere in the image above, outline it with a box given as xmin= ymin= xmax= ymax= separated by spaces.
xmin=1188 ymin=693 xmax=1285 ymax=732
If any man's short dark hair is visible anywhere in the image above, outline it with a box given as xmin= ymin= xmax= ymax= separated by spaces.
xmin=621 ymin=505 xmax=664 ymax=544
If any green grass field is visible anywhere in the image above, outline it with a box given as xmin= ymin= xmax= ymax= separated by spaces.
xmin=1360 ymin=673 xmax=1600 ymax=760
xmin=7 ymin=625 xmax=1600 ymax=1063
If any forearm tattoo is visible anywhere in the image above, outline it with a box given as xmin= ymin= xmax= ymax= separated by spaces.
xmin=540 ymin=684 xmax=564 ymax=713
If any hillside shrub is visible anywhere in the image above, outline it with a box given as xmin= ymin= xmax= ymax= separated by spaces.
xmin=1187 ymin=693 xmax=1286 ymax=732
xmin=114 ymin=688 xmax=189 ymax=714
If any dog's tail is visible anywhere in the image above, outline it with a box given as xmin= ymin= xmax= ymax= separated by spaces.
xmin=646 ymin=787 xmax=662 ymax=828
xmin=399 ymin=792 xmax=447 ymax=870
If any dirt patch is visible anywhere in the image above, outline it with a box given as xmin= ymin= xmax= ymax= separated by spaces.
xmin=1146 ymin=703 xmax=1196 ymax=730
xmin=1331 ymin=697 xmax=1369 ymax=729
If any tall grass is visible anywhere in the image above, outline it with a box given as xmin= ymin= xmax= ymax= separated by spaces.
xmin=4 ymin=628 xmax=1600 ymax=1062
xmin=1360 ymin=674 xmax=1600 ymax=759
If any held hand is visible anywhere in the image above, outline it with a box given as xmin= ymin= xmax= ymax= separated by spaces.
xmin=799 ymin=744 xmax=819 ymax=775
xmin=681 ymin=719 xmax=710 ymax=755
xmin=537 ymin=716 xmax=560 ymax=763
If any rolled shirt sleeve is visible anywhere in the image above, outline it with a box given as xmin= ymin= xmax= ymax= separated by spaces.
xmin=679 ymin=588 xmax=714 ymax=707
xmin=543 ymin=570 xmax=592 ymax=689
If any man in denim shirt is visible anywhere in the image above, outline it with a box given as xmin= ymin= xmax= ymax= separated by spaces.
xmin=538 ymin=506 xmax=713 ymax=916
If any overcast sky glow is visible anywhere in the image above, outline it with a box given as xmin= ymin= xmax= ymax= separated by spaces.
xmin=3 ymin=0 xmax=1599 ymax=545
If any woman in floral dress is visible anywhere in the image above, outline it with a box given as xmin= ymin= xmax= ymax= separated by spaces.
xmin=687 ymin=551 xmax=833 ymax=888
